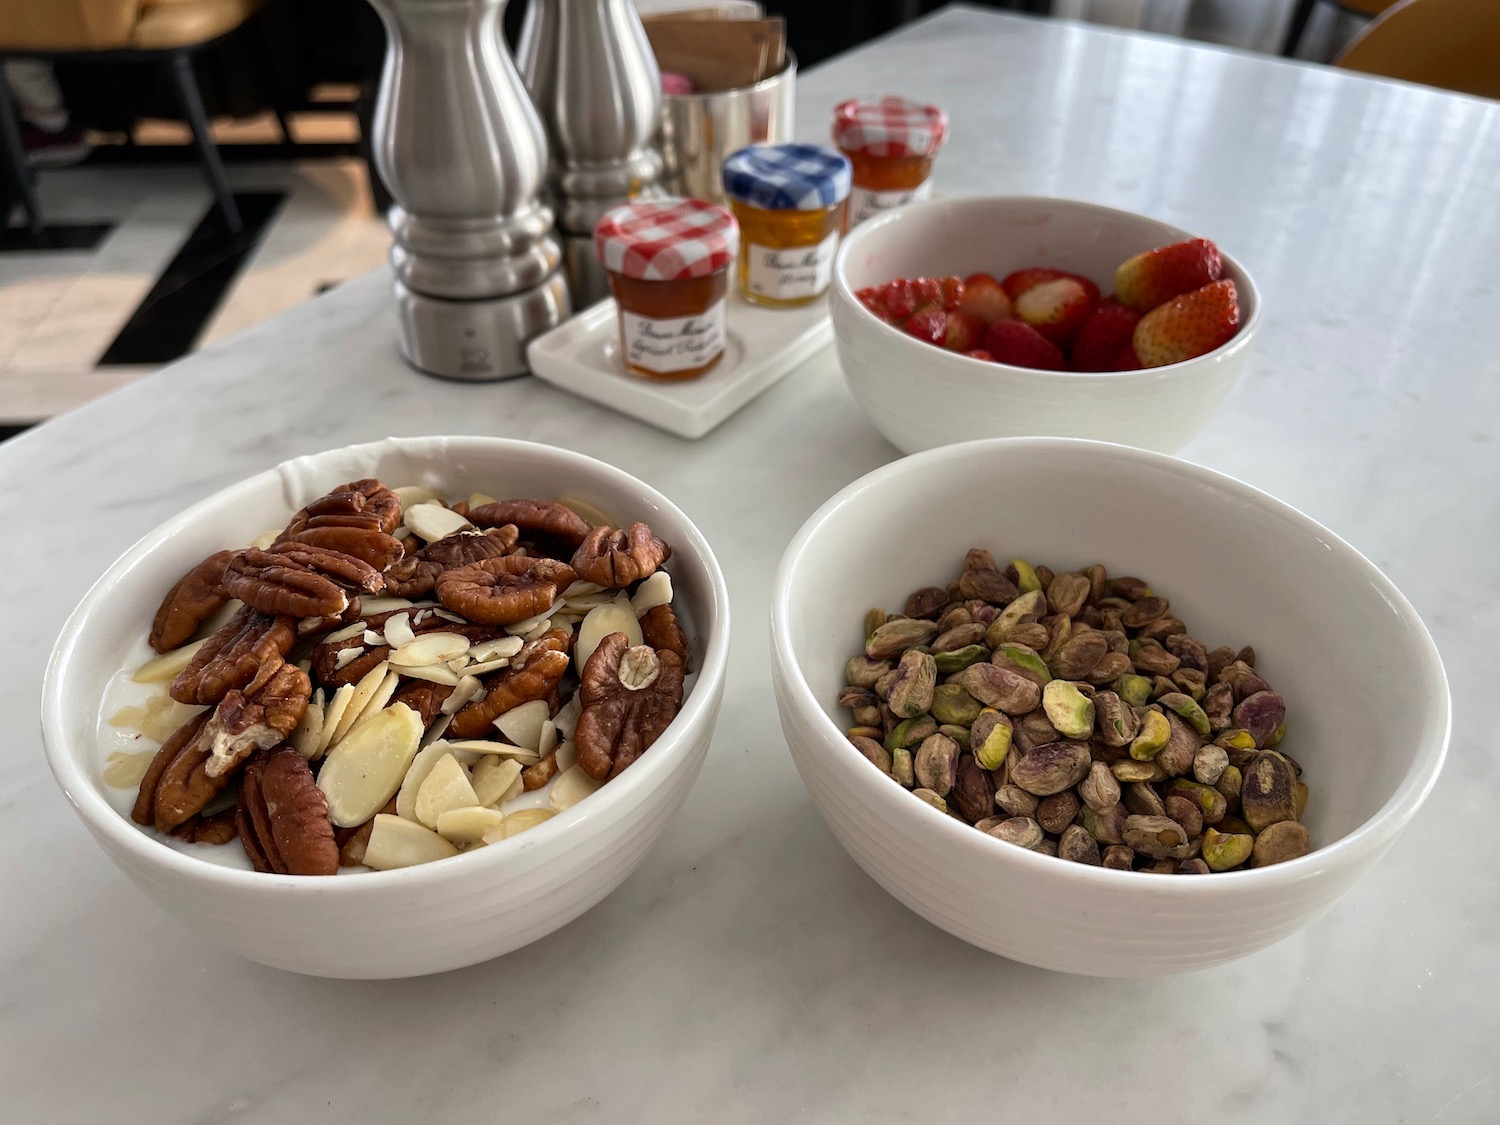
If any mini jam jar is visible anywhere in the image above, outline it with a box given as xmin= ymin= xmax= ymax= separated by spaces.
xmin=594 ymin=197 xmax=739 ymax=382
xmin=721 ymin=143 xmax=852 ymax=309
xmin=833 ymin=95 xmax=949 ymax=226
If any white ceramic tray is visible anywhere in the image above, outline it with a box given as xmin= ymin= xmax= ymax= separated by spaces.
xmin=526 ymin=292 xmax=833 ymax=439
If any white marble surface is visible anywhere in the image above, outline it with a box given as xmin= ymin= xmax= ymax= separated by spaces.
xmin=4 ymin=8 xmax=1498 ymax=1122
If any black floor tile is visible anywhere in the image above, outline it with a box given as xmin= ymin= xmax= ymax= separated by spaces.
xmin=0 ymin=224 xmax=114 ymax=253
xmin=97 ymin=192 xmax=286 ymax=367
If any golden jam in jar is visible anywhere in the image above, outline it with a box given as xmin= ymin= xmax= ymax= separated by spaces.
xmin=833 ymin=95 xmax=949 ymax=227
xmin=721 ymin=143 xmax=852 ymax=309
xmin=594 ymin=198 xmax=739 ymax=381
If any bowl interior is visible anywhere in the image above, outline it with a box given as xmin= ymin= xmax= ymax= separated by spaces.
xmin=44 ymin=436 xmax=727 ymax=882
xmin=778 ymin=439 xmax=1446 ymax=852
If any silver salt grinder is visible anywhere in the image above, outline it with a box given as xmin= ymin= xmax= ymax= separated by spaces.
xmin=517 ymin=0 xmax=665 ymax=306
xmin=367 ymin=0 xmax=570 ymax=381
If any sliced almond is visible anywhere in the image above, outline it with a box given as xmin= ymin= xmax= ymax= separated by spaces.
xmin=323 ymin=620 xmax=368 ymax=645
xmin=414 ymin=753 xmax=480 ymax=829
xmin=329 ymin=660 xmax=391 ymax=747
xmin=432 ymin=608 xmax=467 ymax=624
xmin=552 ymin=694 xmax=582 ymax=740
xmin=463 ymin=657 xmax=512 ymax=677
xmin=291 ymin=688 xmax=326 ymax=759
xmin=108 ymin=705 xmax=148 ymax=730
xmin=343 ymin=669 xmax=400 ymax=742
xmin=575 ymin=602 xmax=644 ymax=675
xmin=550 ymin=763 xmax=602 ymax=811
xmin=502 ymin=807 xmax=556 ymax=838
xmin=405 ymin=502 xmax=472 ymax=543
xmin=563 ymin=592 xmax=621 ymax=614
xmin=554 ymin=494 xmax=620 ymax=529
xmin=504 ymin=610 xmax=556 ymax=637
xmin=471 ymin=637 xmax=523 ymax=663
xmin=437 ymin=737 xmax=541 ymax=762
xmin=562 ymin=580 xmax=606 ymax=599
xmin=140 ymin=698 xmax=206 ymax=744
xmin=249 ymin=528 xmax=282 ymax=550
xmin=393 ymin=485 xmax=444 ymax=508
xmin=317 ymin=703 xmax=424 ymax=827
xmin=631 ymin=571 xmax=673 ymax=616
xmin=554 ymin=739 xmax=577 ymax=776
xmin=493 ymin=698 xmax=550 ymax=752
xmin=435 ymin=805 xmax=506 ymax=844
xmin=468 ymin=491 xmax=496 ymax=508
xmin=471 ymin=757 xmax=524 ymax=807
xmin=360 ymin=595 xmax=419 ymax=616
xmin=538 ymin=719 xmax=558 ymax=757
xmin=396 ymin=744 xmax=456 ymax=821
xmin=363 ymin=629 xmax=384 ymax=646
xmin=131 ymin=638 xmax=208 ymax=684
xmin=400 ymin=663 xmax=461 ymax=686
xmin=421 ymin=713 xmax=453 ymax=747
xmin=334 ymin=646 xmax=366 ymax=670
xmin=383 ymin=612 xmax=417 ymax=650
xmin=440 ymin=675 xmax=484 ymax=716
xmin=363 ymin=814 xmax=459 ymax=869
xmin=103 ymin=749 xmax=156 ymax=789
xmin=517 ymin=618 xmax=556 ymax=642
xmin=317 ymin=684 xmax=356 ymax=756
xmin=389 ymin=632 xmax=470 ymax=668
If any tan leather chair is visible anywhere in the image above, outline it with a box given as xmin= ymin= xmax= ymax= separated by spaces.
xmin=1335 ymin=0 xmax=1500 ymax=100
xmin=0 ymin=0 xmax=267 ymax=236
xmin=1281 ymin=0 xmax=1402 ymax=58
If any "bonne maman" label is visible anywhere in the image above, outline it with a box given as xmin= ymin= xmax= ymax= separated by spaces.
xmin=849 ymin=178 xmax=933 ymax=226
xmin=621 ymin=301 xmax=726 ymax=375
xmin=746 ymin=230 xmax=839 ymax=301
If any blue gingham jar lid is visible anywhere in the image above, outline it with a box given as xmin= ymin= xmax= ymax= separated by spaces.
xmin=721 ymin=143 xmax=853 ymax=212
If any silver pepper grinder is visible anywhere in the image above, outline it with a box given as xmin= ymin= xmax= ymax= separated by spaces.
xmin=367 ymin=0 xmax=570 ymax=381
xmin=517 ymin=0 xmax=665 ymax=306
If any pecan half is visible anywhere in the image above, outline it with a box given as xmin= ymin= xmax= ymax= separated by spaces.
xmin=435 ymin=555 xmax=576 ymax=626
xmin=279 ymin=478 xmax=401 ymax=539
xmin=197 ymin=662 xmax=311 ymax=782
xmin=170 ymin=606 xmax=296 ymax=705
xmin=383 ymin=527 xmax=519 ymax=598
xmin=389 ymin=679 xmax=454 ymax=727
xmin=469 ymin=499 xmax=591 ymax=548
xmin=224 ymin=542 xmax=384 ymax=618
xmin=236 ymin=747 xmax=339 ymax=875
xmin=449 ymin=627 xmax=572 ymax=738
xmin=575 ymin=632 xmax=685 ymax=780
xmin=570 ymin=523 xmax=671 ymax=588
xmin=640 ymin=603 xmax=690 ymax=668
xmin=132 ymin=711 xmax=212 ymax=828
xmin=168 ymin=808 xmax=239 ymax=846
xmin=521 ymin=750 xmax=560 ymax=791
xmin=149 ymin=549 xmax=237 ymax=653
xmin=311 ymin=617 xmax=500 ymax=688
xmin=289 ymin=525 xmax=405 ymax=571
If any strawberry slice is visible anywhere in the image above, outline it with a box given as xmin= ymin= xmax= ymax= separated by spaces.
xmin=1115 ymin=238 xmax=1223 ymax=313
xmin=904 ymin=307 xmax=948 ymax=347
xmin=1131 ymin=279 xmax=1239 ymax=367
xmin=958 ymin=272 xmax=1012 ymax=325
xmin=943 ymin=310 xmax=987 ymax=352
xmin=1001 ymin=268 xmax=1102 ymax=306
xmin=984 ymin=320 xmax=1065 ymax=370
xmin=1014 ymin=277 xmax=1097 ymax=348
xmin=937 ymin=276 xmax=965 ymax=311
xmin=964 ymin=349 xmax=995 ymax=361
xmin=1070 ymin=300 xmax=1141 ymax=371
xmin=1114 ymin=342 xmax=1143 ymax=370
xmin=855 ymin=286 xmax=893 ymax=323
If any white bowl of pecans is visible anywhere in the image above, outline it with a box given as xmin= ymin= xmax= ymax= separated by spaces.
xmin=770 ymin=437 xmax=1449 ymax=975
xmin=42 ymin=436 xmax=729 ymax=978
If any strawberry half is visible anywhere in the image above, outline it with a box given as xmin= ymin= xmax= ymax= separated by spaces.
xmin=1014 ymin=277 xmax=1097 ymax=348
xmin=984 ymin=320 xmax=1065 ymax=370
xmin=1070 ymin=300 xmax=1141 ymax=371
xmin=964 ymin=349 xmax=995 ymax=361
xmin=1131 ymin=279 xmax=1239 ymax=367
xmin=943 ymin=310 xmax=987 ymax=352
xmin=958 ymin=272 xmax=1013 ymax=325
xmin=1000 ymin=268 xmax=1102 ymax=306
xmin=1114 ymin=238 xmax=1223 ymax=313
xmin=1115 ymin=342 xmax=1143 ymax=370
xmin=855 ymin=286 xmax=893 ymax=323
xmin=904 ymin=307 xmax=948 ymax=347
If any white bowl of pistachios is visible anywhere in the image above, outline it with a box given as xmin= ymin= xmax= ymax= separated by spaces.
xmin=41 ymin=436 xmax=730 ymax=978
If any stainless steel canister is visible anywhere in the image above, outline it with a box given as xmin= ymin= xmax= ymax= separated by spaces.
xmin=658 ymin=53 xmax=796 ymax=205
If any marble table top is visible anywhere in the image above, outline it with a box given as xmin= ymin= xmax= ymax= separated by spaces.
xmin=5 ymin=7 xmax=1498 ymax=1123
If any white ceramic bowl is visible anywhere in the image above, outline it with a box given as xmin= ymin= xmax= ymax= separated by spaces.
xmin=831 ymin=196 xmax=1261 ymax=455
xmin=770 ymin=438 xmax=1448 ymax=976
xmin=42 ymin=437 xmax=730 ymax=979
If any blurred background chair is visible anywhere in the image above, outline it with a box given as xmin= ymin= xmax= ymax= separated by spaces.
xmin=0 ymin=0 xmax=281 ymax=237
xmin=1333 ymin=0 xmax=1500 ymax=99
xmin=1281 ymin=0 xmax=1400 ymax=57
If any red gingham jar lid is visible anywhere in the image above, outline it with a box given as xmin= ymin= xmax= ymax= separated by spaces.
xmin=833 ymin=96 xmax=950 ymax=158
xmin=594 ymin=197 xmax=739 ymax=282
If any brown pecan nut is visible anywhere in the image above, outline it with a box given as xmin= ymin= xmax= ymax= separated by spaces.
xmin=521 ymin=750 xmax=561 ymax=791
xmin=435 ymin=555 xmax=576 ymax=626
xmin=225 ymin=542 xmax=384 ymax=618
xmin=167 ymin=808 xmax=239 ymax=846
xmin=149 ymin=549 xmax=237 ymax=653
xmin=279 ymin=478 xmax=401 ymax=539
xmin=132 ymin=711 xmax=213 ymax=829
xmin=383 ymin=527 xmax=520 ymax=598
xmin=449 ymin=628 xmax=572 ymax=738
xmin=389 ymin=679 xmax=454 ymax=727
xmin=469 ymin=499 xmax=591 ymax=547
xmin=170 ymin=606 xmax=297 ymax=705
xmin=288 ymin=525 xmax=405 ymax=571
xmin=575 ymin=632 xmax=685 ymax=781
xmin=570 ymin=523 xmax=671 ymax=588
xmin=640 ymin=603 xmax=690 ymax=668
xmin=311 ymin=613 xmax=500 ymax=688
xmin=236 ymin=747 xmax=339 ymax=875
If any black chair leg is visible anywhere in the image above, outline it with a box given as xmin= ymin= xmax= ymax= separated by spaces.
xmin=165 ymin=49 xmax=241 ymax=232
xmin=1281 ymin=0 xmax=1322 ymax=56
xmin=0 ymin=72 xmax=44 ymax=239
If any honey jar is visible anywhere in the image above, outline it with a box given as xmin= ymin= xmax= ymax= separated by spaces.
xmin=833 ymin=95 xmax=949 ymax=227
xmin=594 ymin=198 xmax=739 ymax=381
xmin=721 ymin=143 xmax=852 ymax=309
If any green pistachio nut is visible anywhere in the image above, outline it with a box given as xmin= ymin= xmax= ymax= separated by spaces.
xmin=971 ymin=709 xmax=1014 ymax=771
xmin=884 ymin=714 xmax=936 ymax=753
xmin=1166 ymin=778 xmax=1228 ymax=826
xmin=1158 ymin=691 xmax=1211 ymax=738
xmin=1201 ymin=827 xmax=1253 ymax=871
xmin=933 ymin=643 xmax=990 ymax=675
xmin=930 ymin=683 xmax=983 ymax=726
xmin=1129 ymin=710 xmax=1171 ymax=760
xmin=1010 ymin=559 xmax=1042 ymax=595
xmin=1111 ymin=758 xmax=1165 ymax=783
xmin=994 ymin=642 xmax=1052 ymax=686
xmin=911 ymin=787 xmax=948 ymax=813
xmin=1042 ymin=680 xmax=1096 ymax=739
xmin=1267 ymin=719 xmax=1288 ymax=748
xmin=865 ymin=617 xmax=939 ymax=660
xmin=890 ymin=747 xmax=915 ymax=788
xmin=1114 ymin=673 xmax=1153 ymax=708
xmin=864 ymin=608 xmax=886 ymax=640
xmin=1251 ymin=820 xmax=1310 ymax=867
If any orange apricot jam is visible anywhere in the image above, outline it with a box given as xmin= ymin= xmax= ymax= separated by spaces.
xmin=833 ymin=96 xmax=949 ymax=227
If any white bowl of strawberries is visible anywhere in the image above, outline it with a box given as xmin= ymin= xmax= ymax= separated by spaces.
xmin=830 ymin=195 xmax=1260 ymax=454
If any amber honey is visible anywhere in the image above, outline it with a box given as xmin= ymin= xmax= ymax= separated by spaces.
xmin=730 ymin=199 xmax=848 ymax=309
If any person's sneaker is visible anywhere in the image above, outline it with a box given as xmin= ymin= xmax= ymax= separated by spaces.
xmin=22 ymin=123 xmax=91 ymax=168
